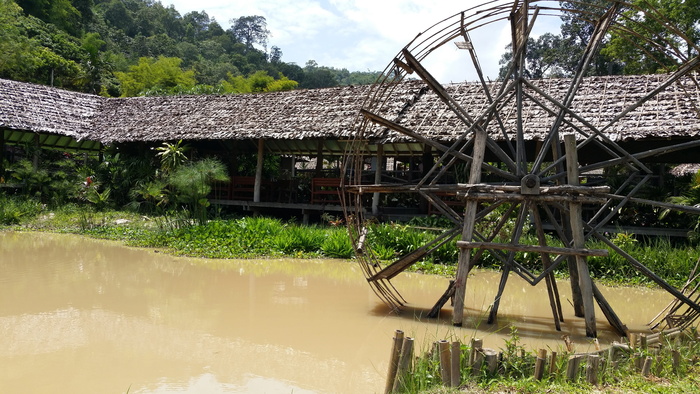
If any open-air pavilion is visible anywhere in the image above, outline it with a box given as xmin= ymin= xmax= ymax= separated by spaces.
xmin=2 ymin=74 xmax=699 ymax=223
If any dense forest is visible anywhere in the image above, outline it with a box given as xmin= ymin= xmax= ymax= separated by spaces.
xmin=0 ymin=0 xmax=382 ymax=96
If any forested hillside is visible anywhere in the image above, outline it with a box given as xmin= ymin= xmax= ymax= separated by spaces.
xmin=0 ymin=0 xmax=382 ymax=96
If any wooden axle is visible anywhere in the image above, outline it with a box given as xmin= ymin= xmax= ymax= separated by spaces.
xmin=456 ymin=241 xmax=609 ymax=257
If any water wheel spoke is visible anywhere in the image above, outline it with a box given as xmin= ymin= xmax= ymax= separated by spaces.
xmin=368 ymin=227 xmax=460 ymax=282
xmin=403 ymin=47 xmax=520 ymax=175
xmin=589 ymin=226 xmax=700 ymax=317
xmin=586 ymin=173 xmax=651 ymax=235
xmin=458 ymin=14 xmax=518 ymax=161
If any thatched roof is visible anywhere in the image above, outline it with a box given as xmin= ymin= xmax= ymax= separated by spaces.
xmin=1 ymin=74 xmax=699 ymax=156
xmin=0 ymin=78 xmax=103 ymax=150
xmin=97 ymin=84 xmax=372 ymax=143
xmin=382 ymin=74 xmax=700 ymax=143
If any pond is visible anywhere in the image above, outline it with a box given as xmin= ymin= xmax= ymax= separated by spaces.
xmin=0 ymin=232 xmax=673 ymax=393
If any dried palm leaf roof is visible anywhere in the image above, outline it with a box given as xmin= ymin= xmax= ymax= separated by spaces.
xmin=1 ymin=74 xmax=699 ymax=154
xmin=96 ymin=84 xmax=372 ymax=143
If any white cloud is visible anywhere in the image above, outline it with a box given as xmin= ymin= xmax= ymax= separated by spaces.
xmin=163 ymin=0 xmax=563 ymax=82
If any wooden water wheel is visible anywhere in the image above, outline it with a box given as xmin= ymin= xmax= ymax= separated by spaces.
xmin=342 ymin=0 xmax=700 ymax=337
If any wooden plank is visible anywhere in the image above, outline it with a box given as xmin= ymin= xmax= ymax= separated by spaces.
xmin=456 ymin=241 xmax=608 ymax=257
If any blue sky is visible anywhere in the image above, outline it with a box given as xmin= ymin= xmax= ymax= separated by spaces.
xmin=165 ymin=0 xmax=563 ymax=83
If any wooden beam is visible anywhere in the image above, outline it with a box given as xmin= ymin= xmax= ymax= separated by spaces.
xmin=565 ymin=134 xmax=597 ymax=337
xmin=452 ymin=116 xmax=488 ymax=326
xmin=456 ymin=241 xmax=608 ymax=257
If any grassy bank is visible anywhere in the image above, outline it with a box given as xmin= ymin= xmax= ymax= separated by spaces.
xmin=2 ymin=196 xmax=699 ymax=288
xmin=394 ymin=326 xmax=700 ymax=393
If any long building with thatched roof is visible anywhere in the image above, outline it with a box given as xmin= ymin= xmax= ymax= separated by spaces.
xmin=1 ymin=74 xmax=700 ymax=219
xmin=2 ymin=75 xmax=700 ymax=155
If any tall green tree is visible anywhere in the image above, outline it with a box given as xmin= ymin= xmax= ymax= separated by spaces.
xmin=230 ymin=15 xmax=270 ymax=51
xmin=602 ymin=0 xmax=700 ymax=74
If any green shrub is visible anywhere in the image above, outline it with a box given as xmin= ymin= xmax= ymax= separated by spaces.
xmin=272 ymin=225 xmax=325 ymax=254
xmin=0 ymin=195 xmax=42 ymax=225
xmin=321 ymin=229 xmax=354 ymax=258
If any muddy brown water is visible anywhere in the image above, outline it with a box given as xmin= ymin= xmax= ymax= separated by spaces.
xmin=0 ymin=231 xmax=673 ymax=393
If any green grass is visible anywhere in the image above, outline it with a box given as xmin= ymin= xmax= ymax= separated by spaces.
xmin=398 ymin=327 xmax=700 ymax=393
xmin=3 ymin=197 xmax=699 ymax=288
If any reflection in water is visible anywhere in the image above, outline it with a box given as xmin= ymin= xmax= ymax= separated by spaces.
xmin=0 ymin=232 xmax=673 ymax=393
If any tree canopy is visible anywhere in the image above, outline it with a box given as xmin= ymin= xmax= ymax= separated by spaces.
xmin=1 ymin=0 xmax=382 ymax=96
xmin=498 ymin=0 xmax=699 ymax=79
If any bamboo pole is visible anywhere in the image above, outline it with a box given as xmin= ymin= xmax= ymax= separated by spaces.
xmin=565 ymin=134 xmax=597 ymax=338
xmin=384 ymin=330 xmax=404 ymax=394
xmin=534 ymin=349 xmax=547 ymax=380
xmin=438 ymin=340 xmax=451 ymax=385
xmin=450 ymin=341 xmax=461 ymax=387
xmin=549 ymin=351 xmax=558 ymax=375
xmin=392 ymin=337 xmax=414 ymax=393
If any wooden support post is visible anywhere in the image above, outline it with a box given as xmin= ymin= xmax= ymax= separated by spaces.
xmin=392 ymin=336 xmax=414 ymax=393
xmin=372 ymin=144 xmax=384 ymax=216
xmin=314 ymin=139 xmax=325 ymax=178
xmin=254 ymin=138 xmax=265 ymax=203
xmin=450 ymin=341 xmax=461 ymax=387
xmin=428 ymin=280 xmax=456 ymax=318
xmin=534 ymin=349 xmax=547 ymax=380
xmin=384 ymin=330 xmax=404 ymax=394
xmin=33 ymin=133 xmax=40 ymax=170
xmin=0 ymin=128 xmax=5 ymax=177
xmin=564 ymin=134 xmax=597 ymax=338
xmin=438 ymin=340 xmax=451 ymax=385
xmin=453 ymin=127 xmax=488 ymax=326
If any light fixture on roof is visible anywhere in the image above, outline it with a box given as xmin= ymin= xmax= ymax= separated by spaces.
xmin=454 ymin=41 xmax=473 ymax=50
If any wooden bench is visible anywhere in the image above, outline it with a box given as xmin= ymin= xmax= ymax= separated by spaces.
xmin=427 ymin=192 xmax=464 ymax=216
xmin=311 ymin=177 xmax=342 ymax=205
xmin=230 ymin=176 xmax=256 ymax=200
xmin=211 ymin=176 xmax=271 ymax=201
